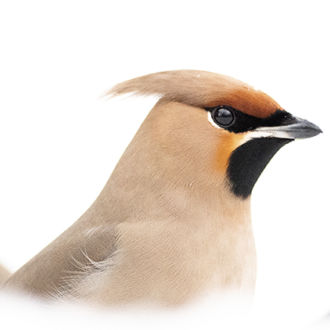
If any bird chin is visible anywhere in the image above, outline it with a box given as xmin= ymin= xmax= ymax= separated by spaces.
xmin=226 ymin=137 xmax=293 ymax=199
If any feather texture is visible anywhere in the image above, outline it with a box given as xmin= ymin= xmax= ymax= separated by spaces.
xmin=108 ymin=70 xmax=282 ymax=118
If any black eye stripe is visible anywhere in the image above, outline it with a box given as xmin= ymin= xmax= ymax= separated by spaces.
xmin=205 ymin=106 xmax=295 ymax=133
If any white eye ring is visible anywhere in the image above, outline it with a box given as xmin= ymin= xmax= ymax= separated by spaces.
xmin=208 ymin=112 xmax=221 ymax=129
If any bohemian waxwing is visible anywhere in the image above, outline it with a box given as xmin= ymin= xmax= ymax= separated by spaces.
xmin=4 ymin=70 xmax=322 ymax=306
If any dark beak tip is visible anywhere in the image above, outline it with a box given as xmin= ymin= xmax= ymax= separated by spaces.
xmin=309 ymin=123 xmax=323 ymax=137
xmin=294 ymin=118 xmax=323 ymax=139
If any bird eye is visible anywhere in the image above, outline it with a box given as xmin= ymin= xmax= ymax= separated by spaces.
xmin=211 ymin=107 xmax=235 ymax=127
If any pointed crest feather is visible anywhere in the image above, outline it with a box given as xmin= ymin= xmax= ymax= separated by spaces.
xmin=107 ymin=70 xmax=281 ymax=118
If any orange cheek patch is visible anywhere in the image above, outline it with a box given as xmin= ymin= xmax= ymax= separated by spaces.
xmin=213 ymin=131 xmax=247 ymax=174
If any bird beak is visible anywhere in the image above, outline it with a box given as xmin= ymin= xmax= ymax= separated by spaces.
xmin=254 ymin=116 xmax=323 ymax=140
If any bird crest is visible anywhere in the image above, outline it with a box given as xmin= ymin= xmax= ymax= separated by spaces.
xmin=108 ymin=70 xmax=282 ymax=118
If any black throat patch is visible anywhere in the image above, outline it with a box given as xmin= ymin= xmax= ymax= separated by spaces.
xmin=227 ymin=137 xmax=292 ymax=199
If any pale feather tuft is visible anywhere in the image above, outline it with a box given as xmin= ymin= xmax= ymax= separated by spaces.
xmin=107 ymin=70 xmax=281 ymax=118
xmin=52 ymin=248 xmax=119 ymax=300
xmin=107 ymin=70 xmax=247 ymax=107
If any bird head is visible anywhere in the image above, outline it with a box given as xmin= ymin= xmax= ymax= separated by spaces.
xmin=108 ymin=70 xmax=322 ymax=201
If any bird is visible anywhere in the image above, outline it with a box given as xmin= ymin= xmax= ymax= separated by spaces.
xmin=3 ymin=70 xmax=322 ymax=306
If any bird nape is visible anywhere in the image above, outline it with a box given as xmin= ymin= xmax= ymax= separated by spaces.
xmin=3 ymin=70 xmax=322 ymax=306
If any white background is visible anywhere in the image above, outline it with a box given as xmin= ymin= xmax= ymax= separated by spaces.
xmin=0 ymin=0 xmax=329 ymax=328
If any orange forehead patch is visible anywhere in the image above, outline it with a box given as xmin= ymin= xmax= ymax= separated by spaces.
xmin=207 ymin=86 xmax=283 ymax=119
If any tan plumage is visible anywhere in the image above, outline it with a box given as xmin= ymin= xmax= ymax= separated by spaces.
xmin=3 ymin=70 xmax=321 ymax=306
xmin=0 ymin=264 xmax=10 ymax=285
xmin=109 ymin=70 xmax=281 ymax=117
